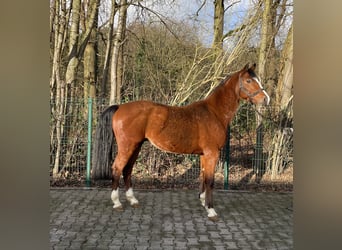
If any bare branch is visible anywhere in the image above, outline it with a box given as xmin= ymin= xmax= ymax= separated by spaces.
xmin=131 ymin=1 xmax=180 ymax=41
xmin=224 ymin=0 xmax=241 ymax=12
xmin=196 ymin=0 xmax=206 ymax=16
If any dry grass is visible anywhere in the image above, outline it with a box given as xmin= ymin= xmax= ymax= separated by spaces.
xmin=215 ymin=165 xmax=293 ymax=191
xmin=51 ymin=162 xmax=293 ymax=192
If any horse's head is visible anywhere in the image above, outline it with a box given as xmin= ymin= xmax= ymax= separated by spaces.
xmin=238 ymin=63 xmax=270 ymax=105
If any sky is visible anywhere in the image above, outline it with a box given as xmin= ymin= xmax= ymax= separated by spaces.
xmin=97 ymin=0 xmax=292 ymax=49
xmin=125 ymin=0 xmax=254 ymax=47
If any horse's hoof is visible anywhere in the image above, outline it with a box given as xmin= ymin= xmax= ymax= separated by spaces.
xmin=131 ymin=203 xmax=140 ymax=208
xmin=208 ymin=215 xmax=219 ymax=222
xmin=113 ymin=205 xmax=124 ymax=212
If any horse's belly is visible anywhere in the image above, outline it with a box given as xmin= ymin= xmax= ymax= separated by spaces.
xmin=148 ymin=133 xmax=201 ymax=155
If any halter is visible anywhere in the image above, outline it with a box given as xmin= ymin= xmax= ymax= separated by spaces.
xmin=239 ymin=76 xmax=265 ymax=99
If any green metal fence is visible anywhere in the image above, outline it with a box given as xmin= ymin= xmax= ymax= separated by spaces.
xmin=50 ymin=98 xmax=293 ymax=190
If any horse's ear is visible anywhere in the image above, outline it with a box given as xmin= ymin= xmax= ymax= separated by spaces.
xmin=243 ymin=63 xmax=249 ymax=71
xmin=250 ymin=63 xmax=256 ymax=71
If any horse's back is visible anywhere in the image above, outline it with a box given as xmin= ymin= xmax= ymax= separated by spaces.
xmin=112 ymin=100 xmax=225 ymax=154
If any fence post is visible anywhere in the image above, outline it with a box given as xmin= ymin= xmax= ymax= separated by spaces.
xmin=224 ymin=126 xmax=230 ymax=190
xmin=86 ymin=97 xmax=93 ymax=187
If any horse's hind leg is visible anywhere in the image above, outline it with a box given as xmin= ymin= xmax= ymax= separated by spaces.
xmin=111 ymin=153 xmax=127 ymax=211
xmin=111 ymin=142 xmax=142 ymax=210
xmin=123 ymin=144 xmax=142 ymax=208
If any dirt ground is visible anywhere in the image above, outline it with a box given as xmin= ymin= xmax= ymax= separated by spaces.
xmin=50 ymin=164 xmax=293 ymax=192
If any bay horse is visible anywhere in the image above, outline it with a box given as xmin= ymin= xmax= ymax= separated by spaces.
xmin=92 ymin=63 xmax=270 ymax=221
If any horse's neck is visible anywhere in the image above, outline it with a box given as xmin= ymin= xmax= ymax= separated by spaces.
xmin=204 ymin=76 xmax=240 ymax=128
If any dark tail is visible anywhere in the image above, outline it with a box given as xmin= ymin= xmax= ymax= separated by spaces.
xmin=92 ymin=105 xmax=119 ymax=179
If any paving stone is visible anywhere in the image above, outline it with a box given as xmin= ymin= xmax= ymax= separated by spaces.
xmin=213 ymin=246 xmax=228 ymax=250
xmin=108 ymin=245 xmax=122 ymax=250
xmin=66 ymin=242 xmax=83 ymax=250
xmin=135 ymin=245 xmax=149 ymax=250
xmin=50 ymin=189 xmax=293 ymax=249
xmin=187 ymin=237 xmax=199 ymax=245
xmin=53 ymin=246 xmax=69 ymax=250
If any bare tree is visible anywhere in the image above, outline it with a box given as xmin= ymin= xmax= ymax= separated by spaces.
xmin=65 ymin=0 xmax=81 ymax=97
xmin=109 ymin=0 xmax=128 ymax=105
xmin=252 ymin=0 xmax=293 ymax=178
xmin=65 ymin=0 xmax=99 ymax=93
xmin=51 ymin=0 xmax=99 ymax=178
xmin=51 ymin=0 xmax=68 ymax=178
xmin=268 ymin=23 xmax=293 ymax=178
xmin=101 ymin=0 xmax=117 ymax=98
xmin=174 ymin=2 xmax=263 ymax=104
xmin=276 ymin=24 xmax=293 ymax=110
xmin=84 ymin=0 xmax=99 ymax=103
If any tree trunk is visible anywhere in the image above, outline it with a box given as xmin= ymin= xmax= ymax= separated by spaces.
xmin=50 ymin=0 xmax=67 ymax=101
xmin=269 ymin=24 xmax=293 ymax=179
xmin=212 ymin=0 xmax=224 ymax=58
xmin=51 ymin=0 xmax=67 ymax=178
xmin=265 ymin=0 xmax=280 ymax=97
xmin=254 ymin=0 xmax=272 ymax=176
xmin=257 ymin=0 xmax=271 ymax=84
xmin=117 ymin=44 xmax=125 ymax=101
xmin=110 ymin=0 xmax=128 ymax=105
xmin=84 ymin=39 xmax=97 ymax=101
xmin=84 ymin=0 xmax=99 ymax=104
xmin=66 ymin=0 xmax=99 ymax=90
xmin=65 ymin=0 xmax=81 ymax=109
xmin=101 ymin=0 xmax=117 ymax=98
xmin=50 ymin=0 xmax=56 ymax=47
xmin=277 ymin=24 xmax=293 ymax=109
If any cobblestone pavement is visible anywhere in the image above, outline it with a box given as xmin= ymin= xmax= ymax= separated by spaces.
xmin=50 ymin=188 xmax=293 ymax=250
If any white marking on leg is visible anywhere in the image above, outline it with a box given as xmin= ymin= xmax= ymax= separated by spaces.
xmin=126 ymin=187 xmax=139 ymax=206
xmin=206 ymin=207 xmax=218 ymax=218
xmin=111 ymin=189 xmax=122 ymax=209
xmin=200 ymin=192 xmax=206 ymax=207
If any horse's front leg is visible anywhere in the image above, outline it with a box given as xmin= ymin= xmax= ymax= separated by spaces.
xmin=199 ymin=162 xmax=206 ymax=207
xmin=200 ymin=152 xmax=219 ymax=221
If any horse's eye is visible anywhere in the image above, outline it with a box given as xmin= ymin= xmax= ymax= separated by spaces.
xmin=246 ymin=79 xmax=252 ymax=84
